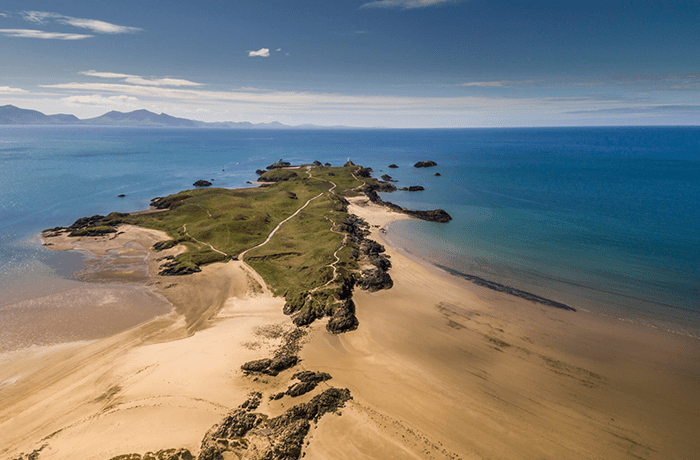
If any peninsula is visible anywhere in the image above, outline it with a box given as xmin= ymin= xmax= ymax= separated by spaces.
xmin=1 ymin=162 xmax=699 ymax=460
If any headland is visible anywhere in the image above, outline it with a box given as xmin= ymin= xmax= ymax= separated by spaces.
xmin=1 ymin=162 xmax=698 ymax=460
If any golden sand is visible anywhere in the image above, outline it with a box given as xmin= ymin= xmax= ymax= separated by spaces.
xmin=1 ymin=204 xmax=698 ymax=459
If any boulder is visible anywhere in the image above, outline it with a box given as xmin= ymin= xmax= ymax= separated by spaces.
xmin=414 ymin=160 xmax=437 ymax=168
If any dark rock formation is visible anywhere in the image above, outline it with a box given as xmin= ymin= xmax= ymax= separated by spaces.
xmin=198 ymin=388 xmax=351 ymax=460
xmin=363 ymin=184 xmax=452 ymax=223
xmin=65 ymin=212 xmax=129 ymax=237
xmin=266 ymin=160 xmax=291 ymax=170
xmin=401 ymin=185 xmax=425 ymax=192
xmin=414 ymin=160 xmax=437 ymax=168
xmin=388 ymin=164 xmax=399 ymax=168
xmin=286 ymin=191 xmax=298 ymax=199
xmin=241 ymin=328 xmax=305 ymax=376
xmin=117 ymin=194 xmax=126 ymax=197
xmin=193 ymin=180 xmax=212 ymax=187
xmin=152 ymin=240 xmax=178 ymax=252
xmin=108 ymin=449 xmax=193 ymax=460
xmin=313 ymin=160 xmax=322 ymax=166
xmin=255 ymin=169 xmax=266 ymax=175
xmin=324 ymin=162 xmax=331 ymax=167
xmin=240 ymin=355 xmax=299 ymax=377
xmin=358 ymin=268 xmax=393 ymax=292
xmin=355 ymin=167 xmax=372 ymax=178
xmin=158 ymin=261 xmax=201 ymax=276
xmin=285 ymin=371 xmax=332 ymax=397
xmin=404 ymin=209 xmax=452 ymax=222
xmin=434 ymin=172 xmax=441 ymax=176
xmin=240 ymin=391 xmax=263 ymax=411
xmin=381 ymin=174 xmax=394 ymax=182
xmin=326 ymin=299 xmax=359 ymax=333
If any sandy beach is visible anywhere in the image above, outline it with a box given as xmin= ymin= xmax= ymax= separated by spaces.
xmin=1 ymin=200 xmax=699 ymax=459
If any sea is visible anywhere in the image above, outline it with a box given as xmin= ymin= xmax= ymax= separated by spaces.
xmin=1 ymin=126 xmax=698 ymax=348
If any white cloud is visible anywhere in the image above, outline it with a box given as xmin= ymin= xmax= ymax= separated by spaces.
xmin=20 ymin=11 xmax=141 ymax=34
xmin=80 ymin=70 xmax=136 ymax=79
xmin=0 ymin=28 xmax=91 ymax=40
xmin=124 ymin=77 xmax=202 ymax=87
xmin=462 ymin=81 xmax=504 ymax=87
xmin=80 ymin=70 xmax=202 ymax=87
xmin=360 ymin=0 xmax=459 ymax=9
xmin=62 ymin=94 xmax=140 ymax=106
xmin=0 ymin=86 xmax=28 ymax=93
xmin=249 ymin=48 xmax=270 ymax=57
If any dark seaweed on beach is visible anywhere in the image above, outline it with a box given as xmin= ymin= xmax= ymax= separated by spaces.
xmin=437 ymin=265 xmax=576 ymax=312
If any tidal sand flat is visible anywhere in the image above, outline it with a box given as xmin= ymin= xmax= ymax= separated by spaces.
xmin=1 ymin=163 xmax=698 ymax=460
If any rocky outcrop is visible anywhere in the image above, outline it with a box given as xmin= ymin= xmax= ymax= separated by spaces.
xmin=381 ymin=174 xmax=395 ymax=182
xmin=401 ymin=185 xmax=424 ymax=191
xmin=404 ymin=209 xmax=452 ymax=222
xmin=285 ymin=371 xmax=332 ymax=397
xmin=326 ymin=299 xmax=360 ymax=333
xmin=414 ymin=160 xmax=437 ymax=168
xmin=158 ymin=260 xmax=201 ymax=276
xmin=388 ymin=164 xmax=399 ymax=168
xmin=355 ymin=167 xmax=372 ymax=178
xmin=152 ymin=240 xmax=178 ymax=252
xmin=108 ymin=449 xmax=193 ymax=460
xmin=266 ymin=160 xmax=291 ymax=170
xmin=241 ymin=328 xmax=305 ymax=376
xmin=64 ymin=212 xmax=129 ymax=237
xmin=364 ymin=184 xmax=452 ymax=223
xmin=198 ymin=389 xmax=351 ymax=460
xmin=193 ymin=180 xmax=212 ymax=187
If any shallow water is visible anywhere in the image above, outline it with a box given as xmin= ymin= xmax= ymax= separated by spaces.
xmin=1 ymin=126 xmax=698 ymax=347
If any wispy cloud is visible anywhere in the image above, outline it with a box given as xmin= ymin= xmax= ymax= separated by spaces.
xmin=360 ymin=0 xmax=461 ymax=9
xmin=62 ymin=94 xmax=140 ymax=106
xmin=80 ymin=70 xmax=202 ymax=87
xmin=0 ymin=29 xmax=92 ymax=40
xmin=0 ymin=86 xmax=28 ymax=93
xmin=462 ymin=81 xmax=504 ymax=87
xmin=21 ymin=11 xmax=141 ymax=34
xmin=249 ymin=48 xmax=270 ymax=57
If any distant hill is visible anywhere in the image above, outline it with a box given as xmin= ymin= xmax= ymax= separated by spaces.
xmin=0 ymin=105 xmax=347 ymax=129
xmin=0 ymin=105 xmax=79 ymax=125
xmin=81 ymin=109 xmax=198 ymax=127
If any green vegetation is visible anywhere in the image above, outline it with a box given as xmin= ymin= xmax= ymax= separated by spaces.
xmin=61 ymin=163 xmax=386 ymax=331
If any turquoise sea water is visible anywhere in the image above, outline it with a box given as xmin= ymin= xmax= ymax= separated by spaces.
xmin=1 ymin=126 xmax=698 ymax=338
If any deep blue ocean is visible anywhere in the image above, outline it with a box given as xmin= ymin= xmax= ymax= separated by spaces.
xmin=1 ymin=126 xmax=698 ymax=337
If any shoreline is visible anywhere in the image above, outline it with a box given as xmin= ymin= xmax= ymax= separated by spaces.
xmin=0 ymin=195 xmax=698 ymax=459
xmin=382 ymin=218 xmax=700 ymax=340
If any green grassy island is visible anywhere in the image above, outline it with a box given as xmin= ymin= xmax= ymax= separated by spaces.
xmin=54 ymin=162 xmax=407 ymax=334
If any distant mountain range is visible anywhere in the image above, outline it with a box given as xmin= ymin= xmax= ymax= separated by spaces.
xmin=0 ymin=105 xmax=347 ymax=129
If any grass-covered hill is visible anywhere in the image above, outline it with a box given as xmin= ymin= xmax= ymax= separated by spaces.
xmin=52 ymin=162 xmax=393 ymax=333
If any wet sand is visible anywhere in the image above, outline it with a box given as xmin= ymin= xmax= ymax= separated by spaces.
xmin=1 ymin=204 xmax=699 ymax=459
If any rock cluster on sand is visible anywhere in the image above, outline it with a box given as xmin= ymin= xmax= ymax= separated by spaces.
xmin=363 ymin=184 xmax=451 ymax=223
xmin=198 ymin=388 xmax=351 ymax=460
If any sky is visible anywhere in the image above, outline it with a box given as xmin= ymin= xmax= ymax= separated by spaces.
xmin=1 ymin=0 xmax=700 ymax=128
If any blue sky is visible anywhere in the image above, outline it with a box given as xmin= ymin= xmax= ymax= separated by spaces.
xmin=1 ymin=0 xmax=699 ymax=127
